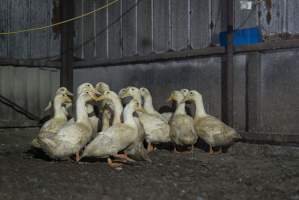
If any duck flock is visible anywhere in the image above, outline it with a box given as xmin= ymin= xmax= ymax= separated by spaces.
xmin=32 ymin=82 xmax=241 ymax=170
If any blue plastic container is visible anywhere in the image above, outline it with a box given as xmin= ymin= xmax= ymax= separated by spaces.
xmin=219 ymin=27 xmax=262 ymax=47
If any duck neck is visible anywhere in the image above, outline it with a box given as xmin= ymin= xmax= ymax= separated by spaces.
xmin=76 ymin=97 xmax=90 ymax=124
xmin=123 ymin=106 xmax=136 ymax=128
xmin=53 ymin=100 xmax=67 ymax=120
xmin=174 ymin=102 xmax=186 ymax=115
xmin=143 ymin=95 xmax=156 ymax=114
xmin=194 ymin=96 xmax=207 ymax=118
xmin=134 ymin=93 xmax=142 ymax=107
xmin=86 ymin=104 xmax=94 ymax=114
xmin=111 ymin=97 xmax=123 ymax=125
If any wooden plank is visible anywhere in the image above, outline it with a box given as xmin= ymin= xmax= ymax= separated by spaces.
xmin=0 ymin=58 xmax=60 ymax=68
xmin=190 ymin=0 xmax=211 ymax=49
xmin=137 ymin=0 xmax=152 ymax=55
xmin=48 ymin=0 xmax=61 ymax=58
xmin=75 ymin=46 xmax=225 ymax=68
xmin=30 ymin=0 xmax=49 ymax=58
xmin=211 ymin=0 xmax=227 ymax=44
xmin=246 ymin=52 xmax=262 ymax=132
xmin=122 ymin=0 xmax=137 ymax=56
xmin=74 ymin=0 xmax=84 ymax=59
xmin=83 ymin=0 xmax=96 ymax=58
xmin=171 ymin=0 xmax=188 ymax=51
xmin=153 ymin=0 xmax=170 ymax=52
xmin=108 ymin=0 xmax=121 ymax=59
xmin=0 ymin=0 xmax=8 ymax=57
xmin=8 ymin=0 xmax=30 ymax=58
xmin=60 ymin=0 xmax=74 ymax=91
xmin=221 ymin=0 xmax=234 ymax=126
xmin=95 ymin=0 xmax=108 ymax=59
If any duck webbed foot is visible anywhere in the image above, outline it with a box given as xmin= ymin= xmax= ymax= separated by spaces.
xmin=107 ymin=158 xmax=123 ymax=170
xmin=75 ymin=152 xmax=80 ymax=162
xmin=209 ymin=146 xmax=222 ymax=154
xmin=147 ymin=143 xmax=156 ymax=153
xmin=113 ymin=153 xmax=136 ymax=163
xmin=174 ymin=145 xmax=194 ymax=153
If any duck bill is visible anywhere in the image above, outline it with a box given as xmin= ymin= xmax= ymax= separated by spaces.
xmin=65 ymin=96 xmax=73 ymax=103
xmin=119 ymin=92 xmax=129 ymax=99
xmin=66 ymin=91 xmax=73 ymax=97
xmin=167 ymin=96 xmax=174 ymax=102
xmin=136 ymin=107 xmax=146 ymax=113
xmin=94 ymin=95 xmax=106 ymax=102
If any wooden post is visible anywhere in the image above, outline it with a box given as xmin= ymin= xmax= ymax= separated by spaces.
xmin=222 ymin=0 xmax=234 ymax=126
xmin=60 ymin=0 xmax=74 ymax=92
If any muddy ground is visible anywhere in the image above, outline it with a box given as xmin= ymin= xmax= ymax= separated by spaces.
xmin=0 ymin=128 xmax=299 ymax=200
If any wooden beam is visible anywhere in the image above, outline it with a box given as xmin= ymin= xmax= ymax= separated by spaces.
xmin=222 ymin=0 xmax=234 ymax=126
xmin=2 ymin=39 xmax=299 ymax=69
xmin=60 ymin=0 xmax=74 ymax=92
xmin=74 ymin=47 xmax=225 ymax=68
xmin=0 ymin=58 xmax=60 ymax=68
xmin=236 ymin=39 xmax=299 ymax=53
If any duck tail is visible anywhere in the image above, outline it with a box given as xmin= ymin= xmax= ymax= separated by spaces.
xmin=31 ymin=138 xmax=41 ymax=149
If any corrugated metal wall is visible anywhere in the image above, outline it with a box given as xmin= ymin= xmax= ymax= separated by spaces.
xmin=0 ymin=0 xmax=60 ymax=59
xmin=74 ymin=0 xmax=299 ymax=61
xmin=73 ymin=0 xmax=227 ymax=59
xmin=0 ymin=66 xmax=60 ymax=126
xmin=2 ymin=0 xmax=299 ymax=134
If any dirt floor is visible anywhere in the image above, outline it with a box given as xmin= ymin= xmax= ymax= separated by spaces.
xmin=0 ymin=128 xmax=299 ymax=200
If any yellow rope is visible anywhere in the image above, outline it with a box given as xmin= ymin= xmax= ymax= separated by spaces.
xmin=0 ymin=0 xmax=120 ymax=35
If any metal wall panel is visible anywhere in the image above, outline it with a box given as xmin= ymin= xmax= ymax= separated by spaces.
xmin=122 ymin=0 xmax=137 ymax=56
xmin=9 ymin=0 xmax=31 ymax=58
xmin=259 ymin=50 xmax=299 ymax=133
xmin=74 ymin=57 xmax=222 ymax=119
xmin=74 ymin=0 xmax=84 ymax=59
xmin=108 ymin=0 xmax=122 ymax=59
xmin=153 ymin=0 xmax=170 ymax=53
xmin=286 ymin=0 xmax=299 ymax=33
xmin=0 ymin=0 xmax=60 ymax=59
xmin=0 ymin=0 xmax=9 ymax=57
xmin=259 ymin=0 xmax=286 ymax=34
xmin=95 ymin=0 xmax=108 ymax=59
xmin=83 ymin=0 xmax=96 ymax=58
xmin=190 ymin=0 xmax=211 ymax=49
xmin=0 ymin=66 xmax=60 ymax=126
xmin=30 ymin=0 xmax=49 ymax=58
xmin=171 ymin=0 xmax=188 ymax=51
xmin=137 ymin=0 xmax=152 ymax=55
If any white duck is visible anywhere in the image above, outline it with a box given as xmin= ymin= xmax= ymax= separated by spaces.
xmin=184 ymin=90 xmax=241 ymax=154
xmin=120 ymin=87 xmax=171 ymax=152
xmin=39 ymin=90 xmax=100 ymax=161
xmin=44 ymin=87 xmax=73 ymax=116
xmin=31 ymin=93 xmax=72 ymax=149
xmin=81 ymin=99 xmax=142 ymax=169
xmin=66 ymin=83 xmax=100 ymax=138
xmin=96 ymin=90 xmax=149 ymax=161
xmin=95 ymin=82 xmax=113 ymax=131
xmin=168 ymin=90 xmax=198 ymax=152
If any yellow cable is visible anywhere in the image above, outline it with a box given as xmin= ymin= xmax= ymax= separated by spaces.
xmin=0 ymin=0 xmax=119 ymax=35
